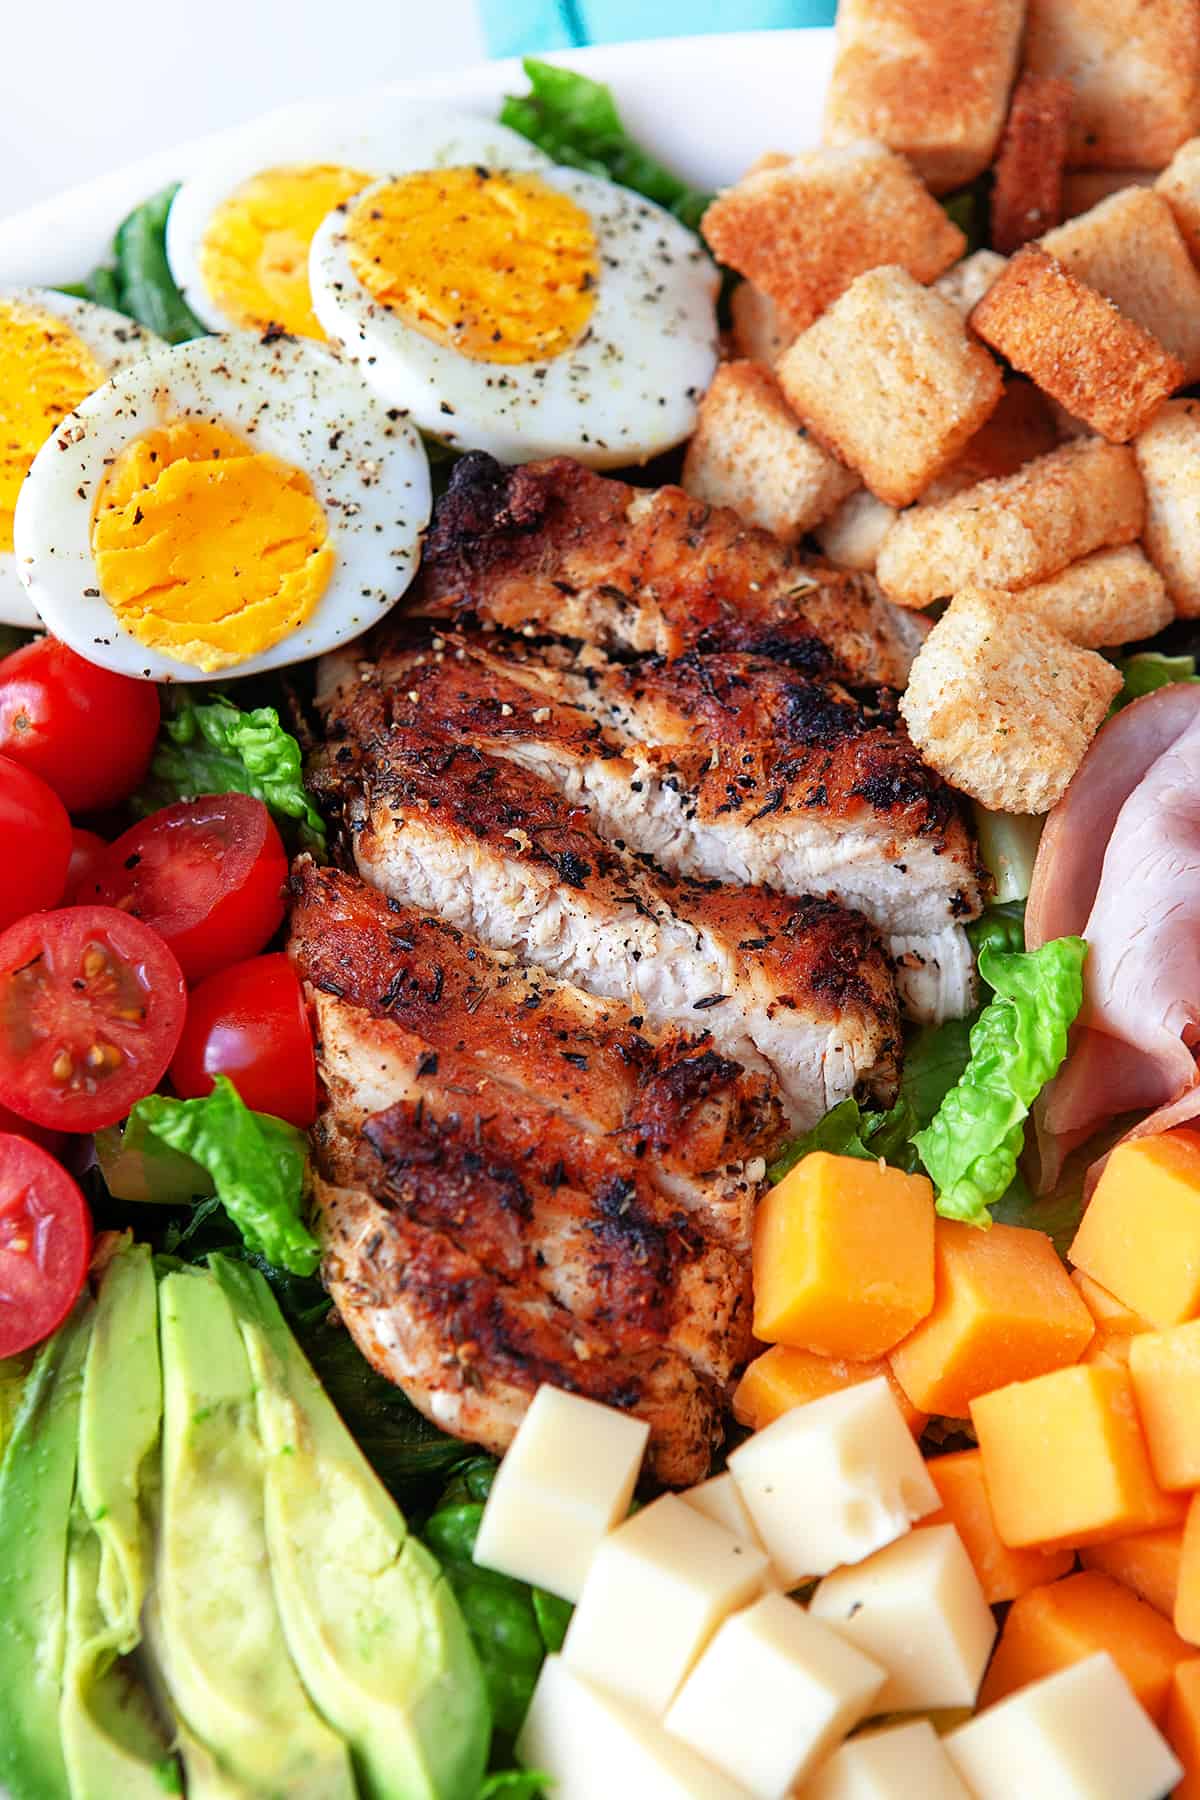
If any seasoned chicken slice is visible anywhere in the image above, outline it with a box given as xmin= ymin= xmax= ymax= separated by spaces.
xmin=290 ymin=860 xmax=782 ymax=1248
xmin=310 ymin=704 xmax=900 ymax=1128
xmin=409 ymin=451 xmax=925 ymax=688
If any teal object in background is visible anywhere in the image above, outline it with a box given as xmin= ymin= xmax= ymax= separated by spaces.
xmin=484 ymin=0 xmax=836 ymax=56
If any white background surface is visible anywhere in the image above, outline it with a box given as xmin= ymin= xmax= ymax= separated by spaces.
xmin=0 ymin=0 xmax=485 ymax=220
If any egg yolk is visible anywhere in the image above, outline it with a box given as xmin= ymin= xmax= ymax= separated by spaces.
xmin=90 ymin=418 xmax=334 ymax=673
xmin=0 ymin=299 xmax=107 ymax=553
xmin=344 ymin=166 xmax=598 ymax=364
xmin=200 ymin=164 xmax=370 ymax=338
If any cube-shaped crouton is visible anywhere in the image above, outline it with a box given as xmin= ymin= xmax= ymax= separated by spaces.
xmin=776 ymin=267 xmax=1003 ymax=508
xmin=682 ymin=361 xmax=857 ymax=544
xmin=1136 ymin=399 xmax=1200 ymax=617
xmin=1064 ymin=170 xmax=1157 ymax=220
xmin=969 ymin=245 xmax=1183 ymax=442
xmin=1022 ymin=0 xmax=1200 ymax=169
xmin=876 ymin=439 xmax=1145 ymax=606
xmin=1016 ymin=546 xmax=1173 ymax=647
xmin=898 ymin=588 xmax=1123 ymax=812
xmin=919 ymin=380 xmax=1060 ymax=505
xmin=815 ymin=489 xmax=898 ymax=573
xmin=701 ymin=144 xmax=964 ymax=337
xmin=822 ymin=0 xmax=1025 ymax=194
xmin=1157 ymin=138 xmax=1200 ymax=263
xmin=1041 ymin=188 xmax=1200 ymax=381
xmin=990 ymin=73 xmax=1073 ymax=254
xmin=728 ymin=281 xmax=792 ymax=367
xmin=933 ymin=250 xmax=1008 ymax=318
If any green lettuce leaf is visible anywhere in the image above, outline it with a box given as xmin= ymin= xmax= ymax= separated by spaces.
xmin=767 ymin=1095 xmax=920 ymax=1185
xmin=1113 ymin=650 xmax=1199 ymax=709
xmin=501 ymin=59 xmax=713 ymax=230
xmin=899 ymin=1013 xmax=977 ymax=1132
xmin=966 ymin=899 xmax=1027 ymax=964
xmin=912 ymin=936 xmax=1087 ymax=1227
xmin=128 ymin=1077 xmax=319 ymax=1275
xmin=134 ymin=694 xmax=326 ymax=856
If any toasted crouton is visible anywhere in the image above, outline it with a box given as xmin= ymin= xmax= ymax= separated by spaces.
xmin=728 ymin=282 xmax=792 ymax=367
xmin=990 ymin=72 xmax=1073 ymax=254
xmin=776 ymin=266 xmax=1003 ymax=508
xmin=933 ymin=251 xmax=1009 ymax=317
xmin=1022 ymin=0 xmax=1200 ymax=168
xmin=876 ymin=438 xmax=1145 ymax=606
xmin=898 ymin=588 xmax=1122 ymax=811
xmin=1135 ymin=399 xmax=1200 ymax=617
xmin=1157 ymin=139 xmax=1200 ymax=263
xmin=919 ymin=380 xmax=1060 ymax=504
xmin=1014 ymin=546 xmax=1173 ymax=646
xmin=1062 ymin=169 xmax=1157 ymax=219
xmin=969 ymin=245 xmax=1183 ymax=442
xmin=681 ymin=361 xmax=857 ymax=544
xmin=1040 ymin=188 xmax=1200 ymax=380
xmin=701 ymin=144 xmax=964 ymax=336
xmin=814 ymin=489 xmax=899 ymax=572
xmin=822 ymin=0 xmax=1024 ymax=193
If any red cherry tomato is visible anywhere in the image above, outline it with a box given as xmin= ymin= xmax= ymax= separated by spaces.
xmin=0 ymin=1134 xmax=92 ymax=1357
xmin=65 ymin=829 xmax=109 ymax=902
xmin=82 ymin=794 xmax=287 ymax=985
xmin=0 ymin=753 xmax=70 ymax=930
xmin=0 ymin=905 xmax=186 ymax=1132
xmin=0 ymin=637 xmax=160 ymax=813
xmin=171 ymin=953 xmax=317 ymax=1128
xmin=0 ymin=1103 xmax=66 ymax=1158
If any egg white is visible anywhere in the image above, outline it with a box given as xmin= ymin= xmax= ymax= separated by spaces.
xmin=13 ymin=332 xmax=431 ymax=682
xmin=166 ymin=99 xmax=553 ymax=335
xmin=0 ymin=288 xmax=163 ymax=627
xmin=308 ymin=168 xmax=721 ymax=469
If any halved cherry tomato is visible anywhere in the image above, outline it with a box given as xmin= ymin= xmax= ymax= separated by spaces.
xmin=171 ymin=953 xmax=317 ymax=1128
xmin=0 ymin=1134 xmax=92 ymax=1357
xmin=0 ymin=905 xmax=186 ymax=1132
xmin=82 ymin=794 xmax=287 ymax=985
xmin=0 ymin=752 xmax=70 ymax=930
xmin=65 ymin=829 xmax=109 ymax=902
xmin=0 ymin=637 xmax=160 ymax=813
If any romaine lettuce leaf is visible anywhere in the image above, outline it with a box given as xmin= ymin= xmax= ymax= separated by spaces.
xmin=966 ymin=899 xmax=1027 ymax=963
xmin=912 ymin=936 xmax=1087 ymax=1226
xmin=1113 ymin=650 xmax=1198 ymax=709
xmin=128 ymin=1077 xmax=320 ymax=1275
xmin=767 ymin=1095 xmax=920 ymax=1185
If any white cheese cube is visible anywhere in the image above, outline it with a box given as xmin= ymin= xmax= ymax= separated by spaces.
xmin=473 ymin=1384 xmax=648 ymax=1601
xmin=562 ymin=1493 xmax=769 ymax=1715
xmin=663 ymin=1592 xmax=886 ymax=1800
xmin=681 ymin=1473 xmax=767 ymax=1547
xmin=802 ymin=1720 xmax=971 ymax=1798
xmin=944 ymin=1653 xmax=1183 ymax=1800
xmin=809 ymin=1524 xmax=996 ymax=1711
xmin=517 ymin=1654 xmax=751 ymax=1800
xmin=727 ymin=1377 xmax=939 ymax=1584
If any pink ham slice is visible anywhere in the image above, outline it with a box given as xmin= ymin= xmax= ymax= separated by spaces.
xmin=1026 ymin=683 xmax=1200 ymax=1187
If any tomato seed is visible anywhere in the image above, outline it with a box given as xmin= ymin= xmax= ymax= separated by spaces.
xmin=51 ymin=1050 xmax=73 ymax=1082
xmin=87 ymin=1042 xmax=122 ymax=1071
xmin=82 ymin=946 xmax=107 ymax=979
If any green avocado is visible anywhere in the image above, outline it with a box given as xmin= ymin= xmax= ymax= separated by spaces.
xmin=0 ymin=1303 xmax=94 ymax=1800
xmin=210 ymin=1255 xmax=490 ymax=1800
xmin=154 ymin=1269 xmax=357 ymax=1800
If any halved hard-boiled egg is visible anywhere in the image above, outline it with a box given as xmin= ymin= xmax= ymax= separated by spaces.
xmin=0 ymin=288 xmax=162 ymax=625
xmin=14 ymin=332 xmax=430 ymax=681
xmin=308 ymin=165 xmax=720 ymax=467
xmin=165 ymin=98 xmax=552 ymax=341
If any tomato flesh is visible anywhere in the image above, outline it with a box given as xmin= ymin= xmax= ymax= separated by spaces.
xmin=83 ymin=794 xmax=287 ymax=985
xmin=0 ymin=1134 xmax=91 ymax=1357
xmin=0 ymin=905 xmax=186 ymax=1131
xmin=171 ymin=953 xmax=317 ymax=1128
xmin=0 ymin=637 xmax=160 ymax=813
xmin=0 ymin=753 xmax=70 ymax=931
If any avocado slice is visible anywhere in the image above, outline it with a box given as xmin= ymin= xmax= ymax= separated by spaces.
xmin=77 ymin=1239 xmax=161 ymax=1649
xmin=155 ymin=1269 xmax=356 ymax=1799
xmin=210 ymin=1255 xmax=490 ymax=1800
xmin=0 ymin=1302 xmax=94 ymax=1800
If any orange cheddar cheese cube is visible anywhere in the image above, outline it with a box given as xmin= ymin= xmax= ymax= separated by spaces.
xmin=1175 ymin=1497 xmax=1200 ymax=1648
xmin=1167 ymin=1659 xmax=1200 ymax=1799
xmin=1070 ymin=1133 xmax=1200 ymax=1329
xmin=971 ymin=1364 xmax=1184 ymax=1552
xmin=732 ymin=1343 xmax=927 ymax=1438
xmin=979 ymin=1570 xmax=1191 ymax=1724
xmin=752 ymin=1152 xmax=935 ymax=1359
xmin=1130 ymin=1323 xmax=1200 ymax=1491
xmin=889 ymin=1219 xmax=1094 ymax=1418
xmin=924 ymin=1448 xmax=1074 ymax=1604
xmin=1073 ymin=1270 xmax=1151 ymax=1336
xmin=1083 ymin=1333 xmax=1136 ymax=1369
xmin=1083 ymin=1528 xmax=1184 ymax=1620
